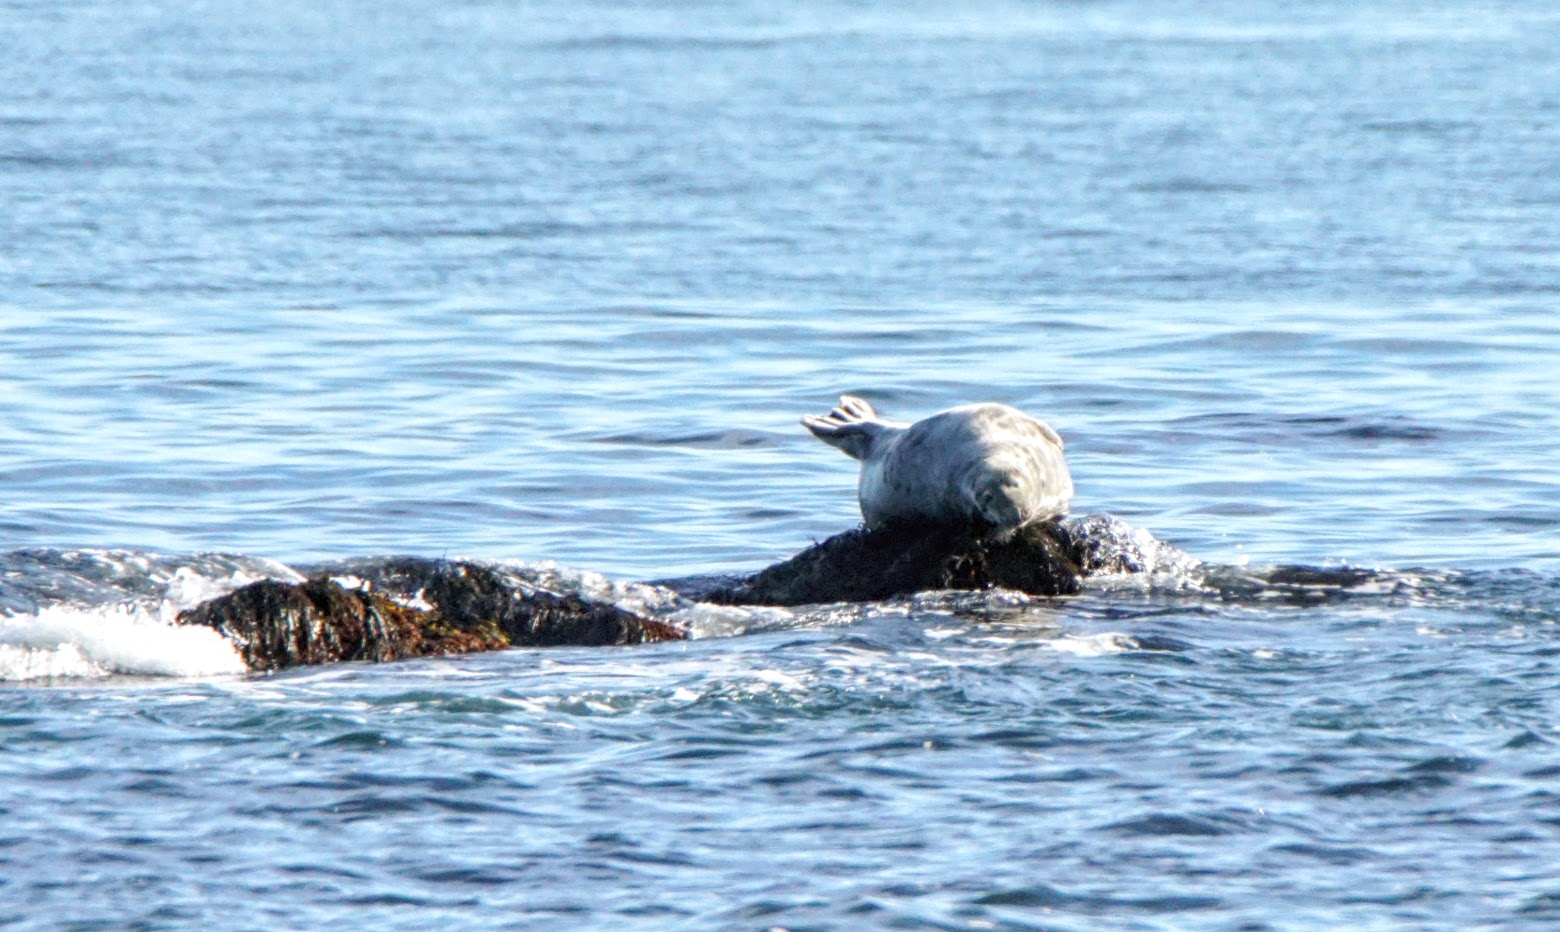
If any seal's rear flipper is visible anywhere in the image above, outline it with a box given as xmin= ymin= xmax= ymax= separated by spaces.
xmin=802 ymin=395 xmax=879 ymax=460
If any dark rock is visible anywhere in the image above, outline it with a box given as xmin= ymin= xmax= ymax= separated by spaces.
xmin=322 ymin=557 xmax=687 ymax=648
xmin=707 ymin=520 xmax=1081 ymax=606
xmin=176 ymin=578 xmax=428 ymax=672
xmin=646 ymin=571 xmax=741 ymax=603
xmin=177 ymin=558 xmax=685 ymax=672
xmin=707 ymin=513 xmax=1195 ymax=607
xmin=175 ymin=518 xmax=1192 ymax=670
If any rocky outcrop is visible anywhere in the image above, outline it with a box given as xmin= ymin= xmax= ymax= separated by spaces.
xmin=177 ymin=559 xmax=686 ymax=672
xmin=175 ymin=515 xmax=1193 ymax=671
xmin=176 ymin=578 xmax=430 ymax=671
xmin=707 ymin=513 xmax=1196 ymax=606
xmin=316 ymin=557 xmax=686 ymax=649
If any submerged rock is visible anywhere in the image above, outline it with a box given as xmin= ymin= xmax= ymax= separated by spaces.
xmin=177 ymin=558 xmax=686 ymax=672
xmin=707 ymin=512 xmax=1195 ymax=607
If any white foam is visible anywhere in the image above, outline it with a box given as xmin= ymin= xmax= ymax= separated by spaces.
xmin=477 ymin=557 xmax=689 ymax=618
xmin=0 ymin=642 xmax=105 ymax=680
xmin=397 ymin=588 xmax=435 ymax=612
xmin=668 ymin=601 xmax=794 ymax=639
xmin=0 ymin=604 xmax=246 ymax=681
xmin=160 ymin=563 xmax=300 ymax=619
xmin=1043 ymin=632 xmax=1136 ymax=657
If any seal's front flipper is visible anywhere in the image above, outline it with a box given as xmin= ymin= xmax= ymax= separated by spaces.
xmin=802 ymin=395 xmax=879 ymax=460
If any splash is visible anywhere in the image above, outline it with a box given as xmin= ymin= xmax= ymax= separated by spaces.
xmin=0 ymin=603 xmax=246 ymax=682
xmin=1042 ymin=632 xmax=1138 ymax=656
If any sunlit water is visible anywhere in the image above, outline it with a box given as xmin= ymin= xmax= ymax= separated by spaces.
xmin=4 ymin=1 xmax=1560 ymax=927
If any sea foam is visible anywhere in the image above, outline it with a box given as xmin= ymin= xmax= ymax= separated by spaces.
xmin=0 ymin=603 xmax=246 ymax=681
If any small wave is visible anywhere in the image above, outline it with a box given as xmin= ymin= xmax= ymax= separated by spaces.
xmin=1042 ymin=632 xmax=1137 ymax=656
xmin=0 ymin=548 xmax=302 ymax=615
xmin=668 ymin=600 xmax=799 ymax=639
xmin=0 ymin=604 xmax=246 ymax=682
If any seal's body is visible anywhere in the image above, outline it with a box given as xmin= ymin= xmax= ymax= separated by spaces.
xmin=803 ymin=396 xmax=1073 ymax=534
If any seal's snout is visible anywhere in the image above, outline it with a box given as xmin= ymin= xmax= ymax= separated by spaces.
xmin=973 ymin=479 xmax=1028 ymax=534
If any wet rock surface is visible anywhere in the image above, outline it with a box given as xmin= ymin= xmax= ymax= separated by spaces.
xmin=176 ymin=515 xmax=1192 ymax=670
xmin=177 ymin=578 xmax=429 ymax=672
xmin=318 ymin=557 xmax=687 ymax=648
xmin=708 ymin=513 xmax=1196 ymax=607
xmin=177 ymin=558 xmax=686 ymax=672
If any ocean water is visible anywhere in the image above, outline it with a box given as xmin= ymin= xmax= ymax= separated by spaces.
xmin=5 ymin=0 xmax=1560 ymax=927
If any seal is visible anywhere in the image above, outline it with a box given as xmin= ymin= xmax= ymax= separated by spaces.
xmin=802 ymin=395 xmax=1073 ymax=534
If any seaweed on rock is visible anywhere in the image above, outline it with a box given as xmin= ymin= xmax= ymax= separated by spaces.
xmin=708 ymin=513 xmax=1196 ymax=607
xmin=176 ymin=578 xmax=428 ymax=672
xmin=177 ymin=558 xmax=686 ymax=672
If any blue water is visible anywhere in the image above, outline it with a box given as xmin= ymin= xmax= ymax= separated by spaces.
xmin=5 ymin=0 xmax=1560 ymax=927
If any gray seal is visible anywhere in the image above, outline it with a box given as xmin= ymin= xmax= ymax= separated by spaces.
xmin=803 ymin=395 xmax=1074 ymax=534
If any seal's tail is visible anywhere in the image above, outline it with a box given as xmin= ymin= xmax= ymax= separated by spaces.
xmin=801 ymin=395 xmax=879 ymax=460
